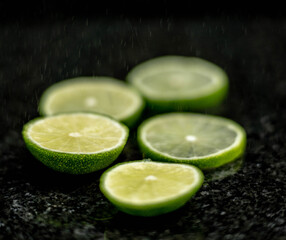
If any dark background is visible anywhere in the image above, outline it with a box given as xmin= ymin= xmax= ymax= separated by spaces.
xmin=1 ymin=3 xmax=286 ymax=240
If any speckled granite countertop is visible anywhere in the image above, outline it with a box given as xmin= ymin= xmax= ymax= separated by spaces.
xmin=1 ymin=13 xmax=286 ymax=240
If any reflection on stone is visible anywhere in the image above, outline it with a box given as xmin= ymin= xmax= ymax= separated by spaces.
xmin=204 ymin=157 xmax=244 ymax=182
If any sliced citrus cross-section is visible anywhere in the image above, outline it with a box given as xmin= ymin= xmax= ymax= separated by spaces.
xmin=126 ymin=55 xmax=228 ymax=112
xmin=22 ymin=113 xmax=129 ymax=174
xmin=39 ymin=76 xmax=145 ymax=127
xmin=100 ymin=160 xmax=204 ymax=217
xmin=137 ymin=113 xmax=246 ymax=169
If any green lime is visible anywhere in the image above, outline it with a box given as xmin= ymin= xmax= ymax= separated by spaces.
xmin=39 ymin=76 xmax=145 ymax=127
xmin=137 ymin=113 xmax=246 ymax=169
xmin=99 ymin=160 xmax=204 ymax=217
xmin=126 ymin=55 xmax=228 ymax=112
xmin=22 ymin=113 xmax=129 ymax=174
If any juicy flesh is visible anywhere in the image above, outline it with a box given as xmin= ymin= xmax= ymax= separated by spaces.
xmin=142 ymin=71 xmax=211 ymax=92
xmin=45 ymin=82 xmax=140 ymax=120
xmin=144 ymin=114 xmax=237 ymax=158
xmin=105 ymin=162 xmax=199 ymax=204
xmin=29 ymin=114 xmax=124 ymax=153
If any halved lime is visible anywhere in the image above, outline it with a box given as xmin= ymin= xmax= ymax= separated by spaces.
xmin=99 ymin=160 xmax=204 ymax=217
xmin=39 ymin=76 xmax=145 ymax=127
xmin=126 ymin=55 xmax=228 ymax=112
xmin=137 ymin=113 xmax=246 ymax=169
xmin=22 ymin=113 xmax=129 ymax=174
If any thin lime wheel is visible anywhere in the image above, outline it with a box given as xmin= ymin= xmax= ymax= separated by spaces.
xmin=100 ymin=160 xmax=204 ymax=217
xmin=39 ymin=76 xmax=145 ymax=127
xmin=22 ymin=113 xmax=129 ymax=174
xmin=126 ymin=55 xmax=228 ymax=112
xmin=137 ymin=113 xmax=246 ymax=169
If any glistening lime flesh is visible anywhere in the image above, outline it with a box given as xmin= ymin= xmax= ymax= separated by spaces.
xmin=100 ymin=160 xmax=204 ymax=216
xmin=138 ymin=113 xmax=246 ymax=169
xmin=39 ymin=76 xmax=145 ymax=127
xmin=22 ymin=113 xmax=129 ymax=174
xmin=126 ymin=55 xmax=229 ymax=111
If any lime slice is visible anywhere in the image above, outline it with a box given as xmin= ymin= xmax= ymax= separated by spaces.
xmin=99 ymin=160 xmax=204 ymax=217
xmin=22 ymin=113 xmax=129 ymax=174
xmin=39 ymin=76 xmax=145 ymax=127
xmin=126 ymin=55 xmax=228 ymax=111
xmin=137 ymin=113 xmax=246 ymax=169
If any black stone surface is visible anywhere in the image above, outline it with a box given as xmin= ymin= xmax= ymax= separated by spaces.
xmin=1 ymin=11 xmax=286 ymax=240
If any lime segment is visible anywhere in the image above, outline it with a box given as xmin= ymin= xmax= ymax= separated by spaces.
xmin=22 ymin=113 xmax=129 ymax=174
xmin=126 ymin=56 xmax=228 ymax=111
xmin=39 ymin=76 xmax=145 ymax=127
xmin=137 ymin=113 xmax=246 ymax=169
xmin=100 ymin=160 xmax=204 ymax=216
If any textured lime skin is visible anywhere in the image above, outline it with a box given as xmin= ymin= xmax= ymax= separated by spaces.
xmin=22 ymin=116 xmax=129 ymax=175
xmin=38 ymin=76 xmax=145 ymax=128
xmin=126 ymin=55 xmax=229 ymax=112
xmin=143 ymin=81 xmax=228 ymax=113
xmin=137 ymin=114 xmax=247 ymax=170
xmin=118 ymin=99 xmax=145 ymax=128
xmin=99 ymin=160 xmax=204 ymax=217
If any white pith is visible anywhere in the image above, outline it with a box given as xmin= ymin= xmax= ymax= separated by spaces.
xmin=185 ymin=135 xmax=197 ymax=142
xmin=84 ymin=97 xmax=97 ymax=107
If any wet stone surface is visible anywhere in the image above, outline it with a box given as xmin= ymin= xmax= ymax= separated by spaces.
xmin=1 ymin=15 xmax=286 ymax=240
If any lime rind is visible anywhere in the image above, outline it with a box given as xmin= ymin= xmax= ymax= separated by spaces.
xmin=22 ymin=113 xmax=129 ymax=174
xmin=126 ymin=55 xmax=229 ymax=112
xmin=99 ymin=160 xmax=204 ymax=217
xmin=137 ymin=113 xmax=247 ymax=170
xmin=142 ymin=83 xmax=228 ymax=112
xmin=38 ymin=76 xmax=145 ymax=128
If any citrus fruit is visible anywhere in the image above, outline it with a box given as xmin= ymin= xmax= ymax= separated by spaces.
xmin=126 ymin=55 xmax=228 ymax=112
xmin=99 ymin=160 xmax=204 ymax=217
xmin=22 ymin=113 xmax=129 ymax=174
xmin=137 ymin=113 xmax=246 ymax=169
xmin=38 ymin=76 xmax=145 ymax=127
